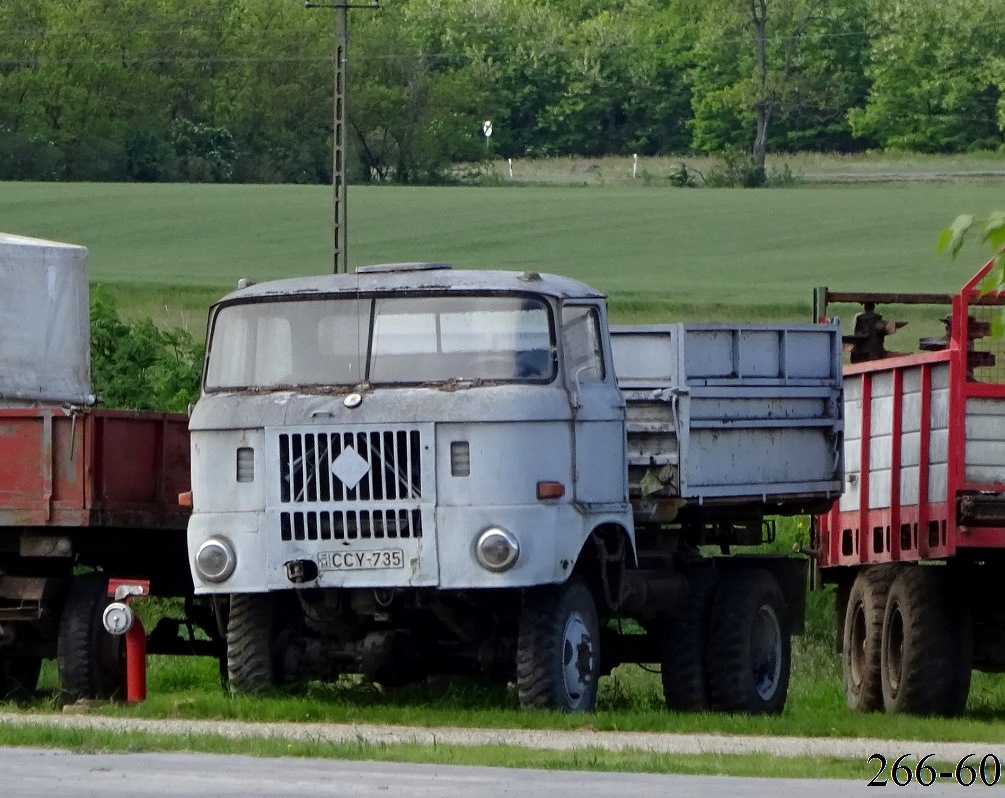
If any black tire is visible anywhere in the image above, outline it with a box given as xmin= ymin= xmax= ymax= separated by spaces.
xmin=842 ymin=565 xmax=900 ymax=712
xmin=57 ymin=573 xmax=124 ymax=702
xmin=0 ymin=656 xmax=42 ymax=700
xmin=227 ymin=593 xmax=279 ymax=694
xmin=880 ymin=566 xmax=972 ymax=716
xmin=517 ymin=578 xmax=600 ymax=712
xmin=707 ymin=569 xmax=791 ymax=715
xmin=660 ymin=579 xmax=715 ymax=712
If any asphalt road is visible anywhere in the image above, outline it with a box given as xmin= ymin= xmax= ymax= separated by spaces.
xmin=0 ymin=747 xmax=981 ymax=798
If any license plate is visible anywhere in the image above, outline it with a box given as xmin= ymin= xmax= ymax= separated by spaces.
xmin=317 ymin=549 xmax=404 ymax=571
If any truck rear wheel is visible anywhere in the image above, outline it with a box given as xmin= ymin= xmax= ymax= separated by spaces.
xmin=843 ymin=565 xmax=900 ymax=712
xmin=227 ymin=593 xmax=280 ymax=694
xmin=880 ymin=566 xmax=971 ymax=716
xmin=517 ymin=577 xmax=600 ymax=712
xmin=57 ymin=573 xmax=124 ymax=702
xmin=707 ymin=570 xmax=791 ymax=715
xmin=660 ymin=579 xmax=715 ymax=712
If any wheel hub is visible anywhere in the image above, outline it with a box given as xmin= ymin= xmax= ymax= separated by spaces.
xmin=887 ymin=603 xmax=905 ymax=694
xmin=751 ymin=604 xmax=782 ymax=700
xmin=562 ymin=611 xmax=594 ymax=704
xmin=849 ymin=603 xmax=867 ymax=688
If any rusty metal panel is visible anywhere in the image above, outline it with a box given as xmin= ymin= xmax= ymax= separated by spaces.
xmin=0 ymin=407 xmax=190 ymax=529
xmin=51 ymin=412 xmax=87 ymax=516
xmin=89 ymin=411 xmax=191 ymax=529
xmin=0 ymin=410 xmax=56 ymax=524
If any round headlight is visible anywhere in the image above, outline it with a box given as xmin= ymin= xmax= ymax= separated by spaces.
xmin=475 ymin=527 xmax=520 ymax=572
xmin=195 ymin=538 xmax=237 ymax=583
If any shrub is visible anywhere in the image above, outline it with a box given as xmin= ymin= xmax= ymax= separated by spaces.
xmin=90 ymin=287 xmax=203 ymax=413
xmin=704 ymin=148 xmax=765 ymax=188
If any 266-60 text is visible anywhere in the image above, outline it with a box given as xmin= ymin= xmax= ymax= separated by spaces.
xmin=868 ymin=753 xmax=1002 ymax=787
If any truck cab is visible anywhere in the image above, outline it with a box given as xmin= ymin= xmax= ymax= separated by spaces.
xmin=189 ymin=264 xmax=631 ymax=593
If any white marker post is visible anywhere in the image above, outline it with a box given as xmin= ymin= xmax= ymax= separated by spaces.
xmin=633 ymin=153 xmax=638 ymax=179
xmin=483 ymin=120 xmax=492 ymax=152
xmin=508 ymin=158 xmax=513 ymax=178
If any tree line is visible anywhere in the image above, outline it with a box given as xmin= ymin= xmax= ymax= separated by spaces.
xmin=1 ymin=0 xmax=1002 ymax=186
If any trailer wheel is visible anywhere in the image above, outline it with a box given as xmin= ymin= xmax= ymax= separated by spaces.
xmin=227 ymin=593 xmax=280 ymax=694
xmin=843 ymin=565 xmax=900 ymax=712
xmin=660 ymin=579 xmax=715 ymax=712
xmin=881 ymin=566 xmax=972 ymax=716
xmin=57 ymin=573 xmax=124 ymax=702
xmin=707 ymin=570 xmax=791 ymax=715
xmin=0 ymin=656 xmax=42 ymax=700
xmin=517 ymin=577 xmax=600 ymax=712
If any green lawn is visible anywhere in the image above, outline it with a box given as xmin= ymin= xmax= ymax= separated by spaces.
xmin=2 ymin=181 xmax=999 ymax=330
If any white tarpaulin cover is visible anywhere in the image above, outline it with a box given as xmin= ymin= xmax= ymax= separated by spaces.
xmin=0 ymin=233 xmax=92 ymax=403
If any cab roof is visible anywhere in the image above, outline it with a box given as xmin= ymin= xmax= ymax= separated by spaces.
xmin=214 ymin=266 xmax=605 ymax=305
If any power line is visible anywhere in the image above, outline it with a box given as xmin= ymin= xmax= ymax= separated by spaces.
xmin=3 ymin=18 xmax=1004 ymax=50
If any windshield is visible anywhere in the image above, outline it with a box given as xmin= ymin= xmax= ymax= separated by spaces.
xmin=205 ymin=294 xmax=556 ymax=390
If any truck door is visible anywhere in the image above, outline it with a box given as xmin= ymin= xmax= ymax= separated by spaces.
xmin=561 ymin=304 xmax=627 ymax=505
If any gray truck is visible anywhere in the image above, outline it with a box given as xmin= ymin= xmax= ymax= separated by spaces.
xmin=187 ymin=264 xmax=843 ymax=713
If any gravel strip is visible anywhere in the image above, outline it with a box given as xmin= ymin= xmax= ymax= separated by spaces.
xmin=1 ymin=712 xmax=1002 ymax=761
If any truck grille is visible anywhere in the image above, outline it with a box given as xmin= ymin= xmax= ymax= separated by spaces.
xmin=277 ymin=429 xmax=424 ymax=541
xmin=279 ymin=508 xmax=422 ymax=541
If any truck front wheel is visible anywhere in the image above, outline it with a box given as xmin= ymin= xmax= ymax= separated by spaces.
xmin=707 ymin=570 xmax=791 ymax=715
xmin=517 ymin=578 xmax=600 ymax=712
xmin=227 ymin=593 xmax=280 ymax=694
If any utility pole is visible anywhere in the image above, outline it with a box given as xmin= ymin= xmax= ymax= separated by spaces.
xmin=306 ymin=0 xmax=379 ymax=274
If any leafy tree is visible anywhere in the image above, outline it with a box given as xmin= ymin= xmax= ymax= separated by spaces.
xmin=690 ymin=0 xmax=867 ymax=183
xmin=170 ymin=118 xmax=237 ymax=182
xmin=403 ymin=0 xmax=570 ymax=158
xmin=351 ymin=3 xmax=492 ymax=182
xmin=850 ymin=0 xmax=1004 ymax=152
xmin=537 ymin=2 xmax=693 ymax=156
xmin=221 ymin=0 xmax=333 ymax=183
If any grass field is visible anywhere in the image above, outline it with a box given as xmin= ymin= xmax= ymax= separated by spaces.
xmin=3 ymin=180 xmax=1001 ymax=335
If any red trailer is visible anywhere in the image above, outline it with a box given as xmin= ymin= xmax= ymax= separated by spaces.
xmin=0 ymin=407 xmax=211 ymax=700
xmin=0 ymin=234 xmax=211 ymax=702
xmin=815 ymin=259 xmax=1005 ymax=716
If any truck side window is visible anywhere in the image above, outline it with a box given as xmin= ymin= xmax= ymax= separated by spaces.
xmin=562 ymin=306 xmax=604 ymax=384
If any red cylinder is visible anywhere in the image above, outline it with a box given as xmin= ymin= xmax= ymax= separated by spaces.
xmin=124 ymin=617 xmax=147 ymax=703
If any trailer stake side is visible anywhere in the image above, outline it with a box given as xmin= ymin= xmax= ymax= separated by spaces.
xmin=817 ymin=259 xmax=1005 ymax=716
